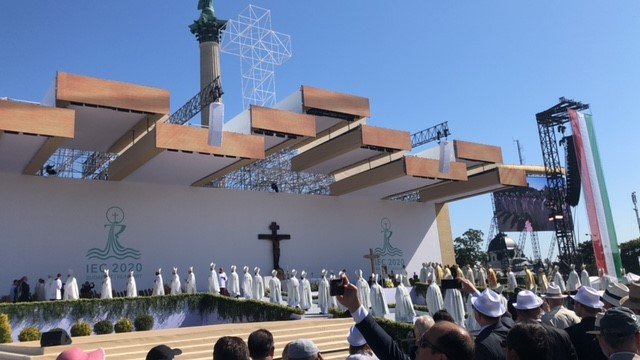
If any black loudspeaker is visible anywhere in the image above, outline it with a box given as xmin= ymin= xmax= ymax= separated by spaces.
xmin=40 ymin=329 xmax=72 ymax=347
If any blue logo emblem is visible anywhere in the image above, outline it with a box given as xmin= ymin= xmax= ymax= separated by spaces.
xmin=86 ymin=207 xmax=141 ymax=260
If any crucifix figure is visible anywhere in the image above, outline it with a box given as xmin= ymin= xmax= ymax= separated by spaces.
xmin=364 ymin=248 xmax=380 ymax=275
xmin=258 ymin=222 xmax=291 ymax=272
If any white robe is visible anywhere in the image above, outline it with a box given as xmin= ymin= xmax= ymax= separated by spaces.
xmin=553 ymin=272 xmax=566 ymax=293
xmin=427 ymin=266 xmax=437 ymax=284
xmin=229 ymin=270 xmax=240 ymax=297
xmin=127 ymin=276 xmax=137 ymax=297
xmin=269 ymin=276 xmax=282 ymax=304
xmin=465 ymin=268 xmax=475 ymax=285
xmin=185 ymin=272 xmax=197 ymax=294
xmin=477 ymin=268 xmax=487 ymax=288
xmin=402 ymin=270 xmax=411 ymax=287
xmin=317 ymin=276 xmax=331 ymax=314
xmin=426 ymin=283 xmax=444 ymax=316
xmin=253 ymin=274 xmax=264 ymax=300
xmin=300 ymin=277 xmax=312 ymax=310
xmin=465 ymin=296 xmax=481 ymax=332
xmin=288 ymin=276 xmax=300 ymax=307
xmin=419 ymin=266 xmax=429 ymax=283
xmin=35 ymin=281 xmax=45 ymax=301
xmin=153 ymin=274 xmax=165 ymax=296
xmin=242 ymin=272 xmax=253 ymax=298
xmin=63 ymin=276 xmax=79 ymax=300
xmin=101 ymin=276 xmax=112 ymax=299
xmin=580 ymin=269 xmax=591 ymax=288
xmin=45 ymin=278 xmax=55 ymax=300
xmin=567 ymin=270 xmax=581 ymax=292
xmin=507 ymin=271 xmax=517 ymax=291
xmin=208 ymin=270 xmax=220 ymax=294
xmin=370 ymin=282 xmax=389 ymax=317
xmin=170 ymin=273 xmax=181 ymax=295
xmin=394 ymin=284 xmax=416 ymax=323
xmin=443 ymin=277 xmax=465 ymax=328
xmin=356 ymin=276 xmax=372 ymax=309
xmin=55 ymin=278 xmax=62 ymax=300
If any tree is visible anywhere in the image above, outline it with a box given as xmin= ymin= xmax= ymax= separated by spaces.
xmin=576 ymin=240 xmax=597 ymax=275
xmin=453 ymin=229 xmax=487 ymax=266
xmin=620 ymin=238 xmax=640 ymax=274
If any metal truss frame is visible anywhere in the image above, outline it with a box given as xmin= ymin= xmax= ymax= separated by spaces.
xmin=220 ymin=5 xmax=292 ymax=109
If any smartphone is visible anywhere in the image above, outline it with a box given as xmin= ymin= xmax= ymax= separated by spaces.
xmin=440 ymin=279 xmax=461 ymax=291
xmin=329 ymin=278 xmax=344 ymax=296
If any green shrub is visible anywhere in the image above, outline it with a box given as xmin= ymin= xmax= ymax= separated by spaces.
xmin=328 ymin=307 xmax=350 ymax=318
xmin=70 ymin=322 xmax=91 ymax=337
xmin=0 ymin=314 xmax=12 ymax=343
xmin=93 ymin=320 xmax=113 ymax=335
xmin=114 ymin=319 xmax=133 ymax=333
xmin=18 ymin=327 xmax=41 ymax=342
xmin=134 ymin=314 xmax=154 ymax=331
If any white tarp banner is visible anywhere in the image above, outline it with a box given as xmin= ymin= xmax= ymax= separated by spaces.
xmin=208 ymin=101 xmax=224 ymax=147
xmin=439 ymin=141 xmax=451 ymax=173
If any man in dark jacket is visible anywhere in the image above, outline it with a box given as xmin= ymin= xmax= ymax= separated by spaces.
xmin=514 ymin=289 xmax=578 ymax=360
xmin=566 ymin=286 xmax=607 ymax=360
xmin=459 ymin=277 xmax=511 ymax=359
xmin=338 ymin=275 xmax=474 ymax=360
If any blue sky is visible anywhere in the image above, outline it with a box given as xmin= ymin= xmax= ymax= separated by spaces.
xmin=2 ymin=1 xmax=639 ymax=259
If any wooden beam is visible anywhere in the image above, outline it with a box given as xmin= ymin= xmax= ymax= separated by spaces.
xmin=250 ymin=106 xmax=316 ymax=137
xmin=0 ymin=100 xmax=74 ymax=138
xmin=330 ymin=158 xmax=406 ymax=196
xmin=418 ymin=166 xmax=527 ymax=203
xmin=453 ymin=140 xmax=503 ymax=164
xmin=361 ymin=125 xmax=412 ymax=151
xmin=107 ymin=114 xmax=166 ymax=155
xmin=156 ymin=123 xmax=265 ymax=159
xmin=301 ymin=85 xmax=371 ymax=118
xmin=404 ymin=157 xmax=468 ymax=181
xmin=56 ymin=72 xmax=170 ymax=114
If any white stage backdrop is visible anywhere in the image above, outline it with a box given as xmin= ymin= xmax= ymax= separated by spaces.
xmin=0 ymin=173 xmax=443 ymax=296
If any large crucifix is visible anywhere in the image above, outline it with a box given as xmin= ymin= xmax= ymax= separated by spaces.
xmin=363 ymin=248 xmax=380 ymax=275
xmin=258 ymin=222 xmax=291 ymax=272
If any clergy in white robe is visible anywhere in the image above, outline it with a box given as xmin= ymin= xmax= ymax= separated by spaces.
xmin=54 ymin=274 xmax=63 ymax=300
xmin=228 ymin=265 xmax=241 ymax=298
xmin=426 ymin=281 xmax=444 ymax=316
xmin=170 ymin=267 xmax=181 ymax=295
xmin=369 ymin=274 xmax=389 ymax=317
xmin=45 ymin=275 xmax=55 ymax=300
xmin=427 ymin=264 xmax=437 ymax=284
xmin=241 ymin=266 xmax=253 ymax=298
xmin=100 ymin=269 xmax=112 ymax=299
xmin=35 ymin=279 xmax=45 ymax=301
xmin=477 ymin=266 xmax=487 ymax=288
xmin=394 ymin=275 xmax=416 ymax=323
xmin=185 ymin=266 xmax=197 ymax=294
xmin=537 ymin=267 xmax=549 ymax=294
xmin=355 ymin=269 xmax=371 ymax=310
xmin=580 ymin=264 xmax=591 ymax=288
xmin=208 ymin=263 xmax=220 ymax=294
xmin=419 ymin=263 xmax=429 ymax=283
xmin=288 ymin=269 xmax=301 ymax=307
xmin=63 ymin=270 xmax=79 ymax=300
xmin=552 ymin=266 xmax=566 ymax=293
xmin=127 ymin=271 xmax=137 ymax=297
xmin=566 ymin=264 xmax=581 ymax=292
xmin=506 ymin=267 xmax=518 ymax=292
xmin=464 ymin=265 xmax=475 ymax=285
xmin=317 ymin=269 xmax=331 ymax=314
xmin=253 ymin=267 xmax=264 ymax=300
xmin=299 ymin=271 xmax=313 ymax=310
xmin=465 ymin=295 xmax=481 ymax=332
xmin=269 ymin=269 xmax=283 ymax=304
xmin=153 ymin=268 xmax=165 ymax=296
xmin=443 ymin=275 xmax=465 ymax=327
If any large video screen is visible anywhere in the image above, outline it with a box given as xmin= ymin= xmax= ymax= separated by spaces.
xmin=493 ymin=176 xmax=556 ymax=232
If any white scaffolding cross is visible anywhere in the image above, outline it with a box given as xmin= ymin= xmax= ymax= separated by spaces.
xmin=220 ymin=5 xmax=292 ymax=109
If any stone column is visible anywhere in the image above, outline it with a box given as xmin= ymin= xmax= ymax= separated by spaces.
xmin=199 ymin=41 xmax=222 ymax=127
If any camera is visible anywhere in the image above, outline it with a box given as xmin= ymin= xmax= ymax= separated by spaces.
xmin=329 ymin=278 xmax=344 ymax=296
xmin=440 ymin=279 xmax=461 ymax=291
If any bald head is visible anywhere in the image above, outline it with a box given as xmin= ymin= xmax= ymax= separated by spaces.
xmin=413 ymin=315 xmax=435 ymax=339
xmin=418 ymin=321 xmax=474 ymax=360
